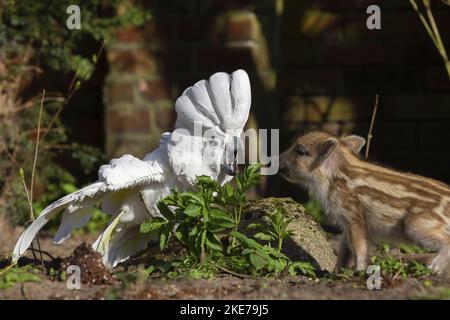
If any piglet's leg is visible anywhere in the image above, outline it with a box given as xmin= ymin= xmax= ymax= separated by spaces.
xmin=334 ymin=232 xmax=353 ymax=272
xmin=348 ymin=224 xmax=369 ymax=271
xmin=405 ymin=213 xmax=450 ymax=273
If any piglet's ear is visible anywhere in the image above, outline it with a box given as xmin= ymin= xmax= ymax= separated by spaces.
xmin=341 ymin=135 xmax=366 ymax=154
xmin=318 ymin=138 xmax=337 ymax=163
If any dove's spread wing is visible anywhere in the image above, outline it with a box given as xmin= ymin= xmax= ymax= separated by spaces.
xmin=12 ymin=150 xmax=167 ymax=263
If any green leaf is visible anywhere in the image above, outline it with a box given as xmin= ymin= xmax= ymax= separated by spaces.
xmin=174 ymin=224 xmax=190 ymax=245
xmin=192 ymin=230 xmax=201 ymax=256
xmin=196 ymin=175 xmax=220 ymax=191
xmin=157 ymin=201 xmax=175 ymax=220
xmin=288 ymin=261 xmax=316 ymax=278
xmin=246 ymin=222 xmax=267 ymax=231
xmin=205 ymin=231 xmax=223 ymax=252
xmin=140 ymin=218 xmax=166 ymax=234
xmin=230 ymin=231 xmax=262 ymax=250
xmin=254 ymin=232 xmax=275 ymax=241
xmin=159 ymin=223 xmax=173 ymax=250
xmin=184 ymin=204 xmax=202 ymax=217
xmin=223 ymin=183 xmax=235 ymax=199
xmin=179 ymin=192 xmax=204 ymax=206
xmin=249 ymin=253 xmax=268 ymax=270
xmin=241 ymin=248 xmax=255 ymax=255
xmin=208 ymin=209 xmax=235 ymax=228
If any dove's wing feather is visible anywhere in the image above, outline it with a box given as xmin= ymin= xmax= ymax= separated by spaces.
xmin=12 ymin=182 xmax=103 ymax=262
xmin=12 ymin=151 xmax=167 ymax=263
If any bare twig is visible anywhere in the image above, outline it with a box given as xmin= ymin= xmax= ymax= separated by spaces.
xmin=399 ymin=253 xmax=436 ymax=263
xmin=28 ymin=247 xmax=56 ymax=260
xmin=365 ymin=94 xmax=379 ymax=159
xmin=218 ymin=266 xmax=252 ymax=279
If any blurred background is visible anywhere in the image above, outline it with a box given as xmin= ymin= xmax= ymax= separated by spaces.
xmin=1 ymin=0 xmax=450 ymax=226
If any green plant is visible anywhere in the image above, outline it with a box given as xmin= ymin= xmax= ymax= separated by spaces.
xmin=247 ymin=208 xmax=294 ymax=251
xmin=370 ymin=254 xmax=432 ymax=278
xmin=0 ymin=265 xmax=41 ymax=289
xmin=0 ymin=1 xmax=149 ymax=225
xmin=140 ymin=164 xmax=316 ymax=278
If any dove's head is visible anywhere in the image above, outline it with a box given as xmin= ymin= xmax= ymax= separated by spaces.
xmin=201 ymin=127 xmax=243 ymax=177
xmin=221 ymin=133 xmax=243 ymax=176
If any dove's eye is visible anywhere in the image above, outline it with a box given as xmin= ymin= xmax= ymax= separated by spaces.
xmin=208 ymin=136 xmax=218 ymax=146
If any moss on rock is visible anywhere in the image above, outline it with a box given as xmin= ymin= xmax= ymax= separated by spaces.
xmin=243 ymin=197 xmax=336 ymax=272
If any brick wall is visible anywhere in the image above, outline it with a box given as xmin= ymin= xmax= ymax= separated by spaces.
xmin=104 ymin=0 xmax=280 ymax=159
xmin=104 ymin=0 xmax=450 ymax=197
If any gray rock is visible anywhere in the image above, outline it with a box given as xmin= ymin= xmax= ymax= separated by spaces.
xmin=242 ymin=197 xmax=336 ymax=272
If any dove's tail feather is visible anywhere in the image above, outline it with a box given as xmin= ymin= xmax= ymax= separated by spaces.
xmin=12 ymin=182 xmax=104 ymax=263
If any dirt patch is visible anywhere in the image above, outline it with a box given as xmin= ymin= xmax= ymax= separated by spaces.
xmin=59 ymin=243 xmax=115 ymax=285
xmin=1 ymin=223 xmax=449 ymax=300
xmin=121 ymin=275 xmax=449 ymax=300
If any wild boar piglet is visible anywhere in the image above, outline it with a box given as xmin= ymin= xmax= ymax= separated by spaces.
xmin=279 ymin=131 xmax=450 ymax=273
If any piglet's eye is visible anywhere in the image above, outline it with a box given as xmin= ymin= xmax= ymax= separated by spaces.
xmin=296 ymin=144 xmax=309 ymax=156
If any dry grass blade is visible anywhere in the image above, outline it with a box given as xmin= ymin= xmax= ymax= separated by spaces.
xmin=423 ymin=0 xmax=450 ymax=77
xmin=30 ymin=90 xmax=45 ymax=214
xmin=365 ymin=94 xmax=379 ymax=159
xmin=22 ymin=89 xmax=46 ymax=271
xmin=410 ymin=0 xmax=450 ymax=79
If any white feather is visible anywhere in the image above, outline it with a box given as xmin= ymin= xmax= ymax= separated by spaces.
xmin=12 ymin=69 xmax=252 ymax=268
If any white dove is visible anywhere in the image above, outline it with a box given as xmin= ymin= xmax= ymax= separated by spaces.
xmin=12 ymin=69 xmax=251 ymax=268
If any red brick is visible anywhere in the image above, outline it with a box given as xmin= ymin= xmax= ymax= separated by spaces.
xmin=106 ymin=109 xmax=151 ymax=133
xmin=108 ymin=49 xmax=166 ymax=74
xmin=155 ymin=108 xmax=177 ymax=132
xmin=108 ymin=82 xmax=134 ymax=104
xmin=138 ymin=80 xmax=171 ymax=101
xmin=226 ymin=18 xmax=254 ymax=41
xmin=107 ymin=134 xmax=160 ymax=159
xmin=115 ymin=27 xmax=145 ymax=43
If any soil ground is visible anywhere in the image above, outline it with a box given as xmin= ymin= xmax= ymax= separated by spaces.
xmin=1 ymin=230 xmax=449 ymax=300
